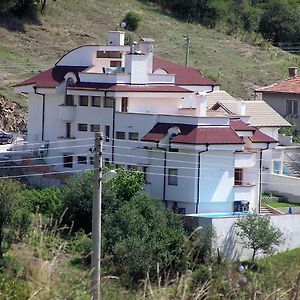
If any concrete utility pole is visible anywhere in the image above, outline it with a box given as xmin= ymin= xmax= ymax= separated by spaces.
xmin=184 ymin=35 xmax=191 ymax=67
xmin=91 ymin=132 xmax=103 ymax=300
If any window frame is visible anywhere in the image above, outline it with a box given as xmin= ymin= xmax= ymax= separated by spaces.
xmin=91 ymin=96 xmax=101 ymax=107
xmin=116 ymin=131 xmax=126 ymax=140
xmin=90 ymin=124 xmax=100 ymax=132
xmin=234 ymin=168 xmax=243 ymax=186
xmin=104 ymin=97 xmax=115 ymax=108
xmin=77 ymin=156 xmax=87 ymax=164
xmin=79 ymin=95 xmax=89 ymax=106
xmin=286 ymin=100 xmax=298 ymax=116
xmin=128 ymin=132 xmax=139 ymax=141
xmin=78 ymin=123 xmax=88 ymax=132
xmin=63 ymin=154 xmax=73 ymax=168
xmin=65 ymin=95 xmax=74 ymax=106
xmin=121 ymin=97 xmax=128 ymax=112
xmin=168 ymin=168 xmax=178 ymax=186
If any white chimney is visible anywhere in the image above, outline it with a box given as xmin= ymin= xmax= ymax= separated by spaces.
xmin=107 ymin=31 xmax=125 ymax=46
xmin=195 ymin=92 xmax=207 ymax=117
xmin=239 ymin=101 xmax=246 ymax=116
xmin=139 ymin=38 xmax=155 ymax=73
xmin=289 ymin=66 xmax=298 ymax=77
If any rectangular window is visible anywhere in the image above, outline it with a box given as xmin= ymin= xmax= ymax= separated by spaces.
xmin=79 ymin=96 xmax=89 ymax=106
xmin=78 ymin=123 xmax=88 ymax=131
xmin=90 ymin=156 xmax=94 ymax=165
xmin=129 ymin=132 xmax=139 ymax=141
xmin=105 ymin=125 xmax=110 ymax=142
xmin=286 ymin=100 xmax=298 ymax=116
xmin=110 ymin=60 xmax=122 ymax=67
xmin=116 ymin=131 xmax=126 ymax=139
xmin=143 ymin=166 xmax=150 ymax=183
xmin=121 ymin=97 xmax=128 ymax=112
xmin=104 ymin=97 xmax=115 ymax=108
xmin=77 ymin=156 xmax=87 ymax=164
xmin=97 ymin=51 xmax=122 ymax=58
xmin=91 ymin=124 xmax=100 ymax=132
xmin=66 ymin=122 xmax=71 ymax=138
xmin=65 ymin=95 xmax=74 ymax=106
xmin=92 ymin=96 xmax=101 ymax=107
xmin=63 ymin=154 xmax=73 ymax=168
xmin=234 ymin=168 xmax=243 ymax=186
xmin=168 ymin=169 xmax=178 ymax=186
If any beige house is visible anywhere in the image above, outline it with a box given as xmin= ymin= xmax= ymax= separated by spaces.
xmin=255 ymin=67 xmax=300 ymax=129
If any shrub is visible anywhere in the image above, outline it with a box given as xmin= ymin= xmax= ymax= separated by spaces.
xmin=19 ymin=187 xmax=63 ymax=219
xmin=122 ymin=11 xmax=142 ymax=31
xmin=0 ymin=276 xmax=29 ymax=299
xmin=103 ymin=194 xmax=188 ymax=284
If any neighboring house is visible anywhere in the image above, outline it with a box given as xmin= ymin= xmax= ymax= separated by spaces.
xmin=13 ymin=31 xmax=277 ymax=214
xmin=255 ymin=67 xmax=300 ymax=128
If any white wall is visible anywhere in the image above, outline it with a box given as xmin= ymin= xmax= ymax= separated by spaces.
xmin=191 ymin=214 xmax=300 ymax=260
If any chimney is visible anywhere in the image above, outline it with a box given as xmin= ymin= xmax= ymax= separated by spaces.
xmin=239 ymin=102 xmax=246 ymax=116
xmin=195 ymin=92 xmax=207 ymax=117
xmin=107 ymin=31 xmax=125 ymax=46
xmin=289 ymin=66 xmax=298 ymax=77
xmin=139 ymin=38 xmax=155 ymax=73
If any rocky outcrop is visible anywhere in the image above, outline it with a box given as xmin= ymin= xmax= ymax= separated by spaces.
xmin=0 ymin=96 xmax=27 ymax=133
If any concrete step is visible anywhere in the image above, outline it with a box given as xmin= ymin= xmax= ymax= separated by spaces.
xmin=260 ymin=206 xmax=273 ymax=215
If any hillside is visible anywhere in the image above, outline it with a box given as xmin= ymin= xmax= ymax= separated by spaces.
xmin=1 ymin=0 xmax=300 ymax=113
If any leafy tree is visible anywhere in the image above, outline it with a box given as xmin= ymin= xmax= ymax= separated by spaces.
xmin=13 ymin=0 xmax=39 ymax=18
xmin=122 ymin=11 xmax=143 ymax=31
xmin=235 ymin=214 xmax=283 ymax=260
xmin=0 ymin=179 xmax=32 ymax=258
xmin=103 ymin=193 xmax=188 ymax=283
xmin=62 ymin=168 xmax=144 ymax=231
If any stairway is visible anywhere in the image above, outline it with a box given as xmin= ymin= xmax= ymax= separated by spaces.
xmin=283 ymin=162 xmax=300 ymax=177
xmin=260 ymin=205 xmax=274 ymax=215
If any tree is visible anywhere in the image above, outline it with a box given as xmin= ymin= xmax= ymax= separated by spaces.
xmin=235 ymin=214 xmax=283 ymax=260
xmin=103 ymin=193 xmax=188 ymax=284
xmin=122 ymin=11 xmax=142 ymax=31
xmin=62 ymin=167 xmax=144 ymax=232
xmin=0 ymin=179 xmax=32 ymax=258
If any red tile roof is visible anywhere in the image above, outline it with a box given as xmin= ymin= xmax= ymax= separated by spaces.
xmin=68 ymin=82 xmax=192 ymax=93
xmin=142 ymin=123 xmax=244 ymax=145
xmin=13 ymin=66 xmax=88 ymax=88
xmin=250 ymin=130 xmax=277 ymax=143
xmin=256 ymin=76 xmax=300 ymax=94
xmin=230 ymin=119 xmax=255 ymax=131
xmin=153 ymin=57 xmax=217 ymax=86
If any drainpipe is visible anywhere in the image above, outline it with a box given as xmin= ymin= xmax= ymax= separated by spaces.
xmin=196 ymin=144 xmax=209 ymax=213
xmin=259 ymin=142 xmax=270 ymax=214
xmin=112 ymin=93 xmax=116 ymax=164
xmin=34 ymin=87 xmax=45 ymax=141
xmin=162 ymin=149 xmax=167 ymax=209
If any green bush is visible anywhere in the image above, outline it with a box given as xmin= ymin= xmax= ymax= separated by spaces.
xmin=0 ymin=276 xmax=29 ymax=299
xmin=122 ymin=11 xmax=142 ymax=31
xmin=103 ymin=194 xmax=188 ymax=284
xmin=20 ymin=187 xmax=64 ymax=219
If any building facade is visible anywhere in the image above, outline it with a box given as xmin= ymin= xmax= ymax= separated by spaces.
xmin=14 ymin=31 xmax=277 ymax=214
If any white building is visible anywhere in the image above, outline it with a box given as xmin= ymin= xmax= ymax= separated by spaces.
xmin=13 ymin=31 xmax=277 ymax=214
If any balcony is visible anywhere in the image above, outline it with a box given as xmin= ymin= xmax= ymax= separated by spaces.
xmin=234 ymin=151 xmax=256 ymax=168
xmin=59 ymin=104 xmax=76 ymax=121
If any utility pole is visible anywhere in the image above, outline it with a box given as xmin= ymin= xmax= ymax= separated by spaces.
xmin=91 ymin=132 xmax=103 ymax=300
xmin=184 ymin=35 xmax=191 ymax=67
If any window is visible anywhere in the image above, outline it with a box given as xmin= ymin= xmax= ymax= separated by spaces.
xmin=78 ymin=123 xmax=88 ymax=131
xmin=66 ymin=122 xmax=71 ymax=138
xmin=105 ymin=125 xmax=110 ymax=142
xmin=234 ymin=168 xmax=243 ymax=186
xmin=110 ymin=60 xmax=122 ymax=67
xmin=65 ymin=95 xmax=74 ymax=106
xmin=129 ymin=132 xmax=139 ymax=141
xmin=143 ymin=166 xmax=150 ymax=183
xmin=63 ymin=154 xmax=73 ymax=168
xmin=77 ymin=156 xmax=87 ymax=164
xmin=116 ymin=131 xmax=126 ymax=139
xmin=91 ymin=124 xmax=100 ymax=132
xmin=92 ymin=96 xmax=101 ymax=107
xmin=286 ymin=100 xmax=298 ymax=116
xmin=90 ymin=156 xmax=94 ymax=165
xmin=104 ymin=158 xmax=110 ymax=165
xmin=121 ymin=97 xmax=128 ymax=112
xmin=104 ymin=97 xmax=115 ymax=108
xmin=168 ymin=169 xmax=178 ymax=186
xmin=97 ymin=51 xmax=122 ymax=58
xmin=79 ymin=96 xmax=89 ymax=106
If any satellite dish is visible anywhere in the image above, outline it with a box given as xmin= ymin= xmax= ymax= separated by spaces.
xmin=120 ymin=22 xmax=127 ymax=29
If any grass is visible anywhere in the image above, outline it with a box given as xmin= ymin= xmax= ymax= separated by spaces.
xmin=0 ymin=0 xmax=300 ymax=108
xmin=267 ymin=200 xmax=300 ymax=208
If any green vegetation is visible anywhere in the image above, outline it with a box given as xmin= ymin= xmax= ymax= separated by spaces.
xmin=235 ymin=214 xmax=283 ymax=260
xmin=279 ymin=118 xmax=300 ymax=143
xmin=122 ymin=11 xmax=143 ymax=31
